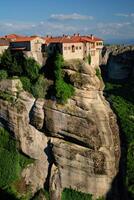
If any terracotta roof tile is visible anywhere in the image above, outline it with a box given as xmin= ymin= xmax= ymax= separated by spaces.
xmin=44 ymin=35 xmax=103 ymax=44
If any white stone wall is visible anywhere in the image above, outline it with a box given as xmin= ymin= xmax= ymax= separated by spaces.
xmin=31 ymin=37 xmax=44 ymax=52
xmin=62 ymin=43 xmax=84 ymax=60
xmin=90 ymin=49 xmax=101 ymax=67
xmin=0 ymin=46 xmax=8 ymax=54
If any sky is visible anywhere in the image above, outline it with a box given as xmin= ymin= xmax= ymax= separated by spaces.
xmin=0 ymin=0 xmax=134 ymax=42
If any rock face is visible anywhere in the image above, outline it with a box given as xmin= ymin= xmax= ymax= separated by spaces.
xmin=0 ymin=60 xmax=120 ymax=199
xmin=101 ymin=45 xmax=134 ymax=80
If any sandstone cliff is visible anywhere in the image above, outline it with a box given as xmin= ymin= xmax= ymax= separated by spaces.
xmin=0 ymin=60 xmax=120 ymax=199
xmin=101 ymin=45 xmax=134 ymax=80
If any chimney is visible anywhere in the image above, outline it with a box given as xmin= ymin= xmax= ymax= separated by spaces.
xmin=91 ymin=34 xmax=94 ymax=40
xmin=74 ymin=33 xmax=76 ymax=36
xmin=77 ymin=33 xmax=80 ymax=36
xmin=63 ymin=34 xmax=65 ymax=37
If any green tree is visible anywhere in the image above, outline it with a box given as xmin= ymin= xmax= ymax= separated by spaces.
xmin=0 ymin=49 xmax=12 ymax=71
xmin=24 ymin=58 xmax=40 ymax=81
xmin=32 ymin=75 xmax=48 ymax=98
xmin=54 ymin=53 xmax=75 ymax=103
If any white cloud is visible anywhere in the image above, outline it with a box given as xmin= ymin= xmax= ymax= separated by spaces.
xmin=115 ymin=13 xmax=134 ymax=17
xmin=115 ymin=13 xmax=129 ymax=17
xmin=49 ymin=13 xmax=94 ymax=21
xmin=0 ymin=19 xmax=134 ymax=40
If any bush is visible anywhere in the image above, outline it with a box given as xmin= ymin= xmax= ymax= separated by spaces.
xmin=0 ymin=70 xmax=8 ymax=80
xmin=0 ymin=49 xmax=12 ymax=71
xmin=55 ymin=79 xmax=74 ymax=103
xmin=20 ymin=76 xmax=32 ymax=93
xmin=32 ymin=75 xmax=48 ymax=98
xmin=54 ymin=53 xmax=75 ymax=103
xmin=24 ymin=58 xmax=40 ymax=81
xmin=0 ymin=49 xmax=23 ymax=76
xmin=0 ymin=127 xmax=20 ymax=187
xmin=96 ymin=68 xmax=102 ymax=80
xmin=61 ymin=188 xmax=92 ymax=200
xmin=0 ymin=127 xmax=33 ymax=189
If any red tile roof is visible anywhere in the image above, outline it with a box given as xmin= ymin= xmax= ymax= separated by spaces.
xmin=0 ymin=34 xmax=25 ymax=40
xmin=10 ymin=36 xmax=40 ymax=43
xmin=0 ymin=34 xmax=39 ymax=43
xmin=44 ymin=35 xmax=103 ymax=44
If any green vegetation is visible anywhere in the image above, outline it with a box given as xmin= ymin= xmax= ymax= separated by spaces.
xmin=32 ymin=75 xmax=49 ymax=99
xmin=0 ymin=91 xmax=15 ymax=102
xmin=23 ymin=58 xmax=40 ymax=82
xmin=54 ymin=53 xmax=75 ymax=103
xmin=104 ymin=80 xmax=134 ymax=199
xmin=0 ymin=127 xmax=33 ymax=199
xmin=0 ymin=69 xmax=8 ymax=80
xmin=20 ymin=76 xmax=32 ymax=94
xmin=96 ymin=68 xmax=102 ymax=80
xmin=0 ymin=49 xmax=49 ymax=99
xmin=61 ymin=188 xmax=92 ymax=200
xmin=0 ymin=127 xmax=19 ymax=188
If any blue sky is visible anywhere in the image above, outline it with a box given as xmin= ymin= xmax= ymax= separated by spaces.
xmin=0 ymin=0 xmax=134 ymax=41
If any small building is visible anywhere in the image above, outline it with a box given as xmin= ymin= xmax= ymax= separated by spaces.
xmin=0 ymin=39 xmax=9 ymax=54
xmin=44 ymin=34 xmax=103 ymax=67
xmin=10 ymin=36 xmax=44 ymax=52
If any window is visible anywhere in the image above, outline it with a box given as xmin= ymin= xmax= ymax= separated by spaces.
xmin=64 ymin=47 xmax=67 ymax=50
xmin=72 ymin=45 xmax=75 ymax=52
xmin=79 ymin=46 xmax=82 ymax=50
xmin=76 ymin=46 xmax=78 ymax=50
xmin=68 ymin=46 xmax=71 ymax=50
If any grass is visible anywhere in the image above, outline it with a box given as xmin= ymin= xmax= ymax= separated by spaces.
xmin=0 ymin=127 xmax=34 ymax=199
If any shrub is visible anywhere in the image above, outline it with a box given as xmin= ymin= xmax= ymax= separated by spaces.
xmin=32 ymin=75 xmax=48 ymax=98
xmin=0 ymin=49 xmax=12 ymax=71
xmin=55 ymin=79 xmax=74 ymax=103
xmin=0 ymin=127 xmax=20 ymax=187
xmin=96 ymin=68 xmax=102 ymax=80
xmin=54 ymin=53 xmax=75 ymax=103
xmin=24 ymin=58 xmax=40 ymax=81
xmin=0 ymin=70 xmax=8 ymax=80
xmin=61 ymin=188 xmax=92 ymax=200
xmin=0 ymin=127 xmax=33 ymax=189
xmin=20 ymin=76 xmax=32 ymax=93
xmin=0 ymin=49 xmax=23 ymax=76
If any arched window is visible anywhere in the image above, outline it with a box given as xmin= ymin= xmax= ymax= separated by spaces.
xmin=72 ymin=45 xmax=75 ymax=52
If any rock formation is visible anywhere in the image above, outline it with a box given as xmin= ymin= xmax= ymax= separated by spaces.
xmin=101 ymin=45 xmax=134 ymax=80
xmin=0 ymin=59 xmax=120 ymax=199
